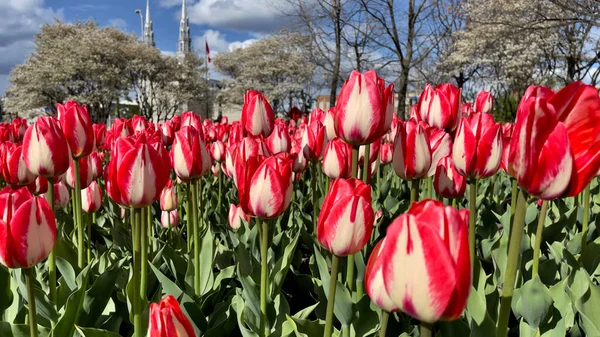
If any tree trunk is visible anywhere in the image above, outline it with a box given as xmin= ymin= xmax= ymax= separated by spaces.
xmin=396 ymin=0 xmax=415 ymax=118
xmin=397 ymin=67 xmax=410 ymax=118
xmin=329 ymin=0 xmax=342 ymax=108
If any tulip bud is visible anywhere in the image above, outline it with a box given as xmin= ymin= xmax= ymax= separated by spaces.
xmin=317 ymin=178 xmax=374 ymax=256
xmin=148 ymin=295 xmax=196 ymax=337
xmin=365 ymin=239 xmax=397 ymax=312
xmin=89 ymin=151 xmax=104 ymax=181
xmin=416 ymin=84 xmax=461 ymax=132
xmin=0 ymin=196 xmax=56 ymax=269
xmin=65 ymin=156 xmax=95 ymax=189
xmin=181 ymin=111 xmax=204 ymax=136
xmin=160 ymin=122 xmax=175 ymax=147
xmin=290 ymin=141 xmax=308 ymax=173
xmin=228 ymin=204 xmax=249 ymax=230
xmin=210 ymin=140 xmax=226 ymax=162
xmin=160 ymin=180 xmax=178 ymax=212
xmin=236 ymin=153 xmax=293 ymax=219
xmin=57 ymin=101 xmax=95 ymax=158
xmin=380 ymin=142 xmax=393 ymax=165
xmin=81 ymin=181 xmax=103 ymax=213
xmin=1 ymin=142 xmax=35 ymax=187
xmin=474 ymin=91 xmax=493 ymax=114
xmin=23 ymin=116 xmax=70 ymax=178
xmin=392 ymin=120 xmax=431 ymax=180
xmin=452 ymin=113 xmax=503 ymax=179
xmin=241 ymin=90 xmax=275 ymax=138
xmin=160 ymin=210 xmax=179 ymax=229
xmin=93 ymin=123 xmax=107 ymax=150
xmin=334 ymin=70 xmax=394 ymax=145
xmin=265 ymin=122 xmax=291 ymax=155
xmin=12 ymin=118 xmax=28 ymax=141
xmin=52 ymin=181 xmax=71 ymax=209
xmin=301 ymin=120 xmax=328 ymax=162
xmin=434 ymin=156 xmax=466 ymax=199
xmin=426 ymin=126 xmax=452 ymax=177
xmin=500 ymin=122 xmax=513 ymax=173
xmin=172 ymin=127 xmax=211 ymax=181
xmin=27 ymin=176 xmax=49 ymax=195
xmin=211 ymin=162 xmax=220 ymax=177
xmin=322 ymin=138 xmax=352 ymax=179
xmin=377 ymin=200 xmax=471 ymax=323
xmin=324 ymin=108 xmax=336 ymax=140
xmin=131 ymin=115 xmax=149 ymax=133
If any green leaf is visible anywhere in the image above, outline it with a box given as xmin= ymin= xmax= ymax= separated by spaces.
xmin=516 ymin=275 xmax=553 ymax=329
xmin=149 ymin=263 xmax=183 ymax=298
xmin=573 ymin=275 xmax=600 ymax=336
xmin=55 ymin=257 xmax=77 ymax=291
xmin=284 ymin=315 xmax=325 ymax=337
xmin=199 ymin=226 xmax=215 ymax=296
xmin=0 ymin=322 xmax=51 ymax=337
xmin=467 ymin=286 xmax=487 ymax=325
xmin=52 ymin=266 xmax=91 ymax=337
xmin=231 ymin=294 xmax=260 ymax=337
xmin=79 ymin=260 xmax=125 ymax=327
xmin=313 ymin=246 xmax=353 ymax=326
xmin=0 ymin=266 xmax=14 ymax=318
xmin=271 ymin=229 xmax=300 ymax=297
xmin=15 ymin=269 xmax=58 ymax=324
xmin=74 ymin=326 xmax=121 ymax=337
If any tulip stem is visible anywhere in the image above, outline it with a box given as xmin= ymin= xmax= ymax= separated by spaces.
xmin=376 ymin=157 xmax=381 ymax=194
xmin=410 ymin=179 xmax=419 ymax=204
xmin=497 ymin=189 xmax=528 ymax=337
xmin=25 ymin=268 xmax=38 ymax=337
xmin=379 ymin=311 xmax=389 ymax=337
xmin=324 ymin=255 xmax=340 ymax=337
xmin=186 ymin=186 xmax=192 ymax=253
xmin=346 ymin=254 xmax=355 ymax=293
xmin=140 ymin=207 xmax=148 ymax=301
xmin=581 ymin=184 xmax=591 ymax=253
xmin=86 ymin=213 xmax=91 ymax=263
xmin=532 ymin=200 xmax=548 ymax=277
xmin=259 ymin=219 xmax=270 ymax=337
xmin=510 ymin=179 xmax=517 ymax=217
xmin=420 ymin=322 xmax=433 ymax=337
xmin=45 ymin=177 xmax=56 ymax=305
xmin=218 ymin=170 xmax=222 ymax=214
xmin=362 ymin=145 xmax=370 ymax=183
xmin=74 ymin=158 xmax=85 ymax=269
xmin=191 ymin=179 xmax=200 ymax=297
xmin=452 ymin=198 xmax=457 ymax=209
xmin=132 ymin=207 xmax=142 ymax=337
xmin=469 ymin=180 xmax=477 ymax=272
xmin=312 ymin=161 xmax=318 ymax=234
xmin=351 ymin=147 xmax=359 ymax=179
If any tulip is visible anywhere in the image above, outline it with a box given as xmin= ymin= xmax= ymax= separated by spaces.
xmin=322 ymin=138 xmax=352 ymax=179
xmin=1 ymin=142 xmax=35 ymax=187
xmin=461 ymin=102 xmax=475 ymax=118
xmin=0 ymin=196 xmax=56 ymax=269
xmin=228 ymin=203 xmax=249 ymax=230
xmin=241 ymin=90 xmax=275 ymax=138
xmin=365 ymin=240 xmax=397 ymax=313
xmin=160 ymin=210 xmax=179 ymax=229
xmin=0 ymin=187 xmax=32 ymax=223
xmin=474 ymin=90 xmax=493 ymax=114
xmin=57 ymin=101 xmax=95 ymax=158
xmin=392 ymin=120 xmax=431 ymax=181
xmin=358 ymin=141 xmax=380 ymax=165
xmin=112 ymin=118 xmax=133 ymax=138
xmin=265 ymin=121 xmax=291 ymax=154
xmin=236 ymin=153 xmax=293 ymax=219
xmin=301 ymin=120 xmax=328 ymax=162
xmin=211 ymin=162 xmax=221 ymax=177
xmin=380 ymin=142 xmax=393 ymax=164
xmin=376 ymin=200 xmax=470 ymax=323
xmin=22 ymin=116 xmax=70 ymax=178
xmin=49 ymin=181 xmax=70 ymax=209
xmin=81 ymin=181 xmax=102 ymax=213
xmin=65 ymin=156 xmax=94 ymax=189
xmin=172 ymin=126 xmax=211 ymax=182
xmin=334 ymin=70 xmax=394 ymax=145
xmin=160 ymin=122 xmax=175 ymax=147
xmin=131 ymin=115 xmax=149 ymax=133
xmin=231 ymin=137 xmax=261 ymax=185
xmin=434 ymin=156 xmax=466 ymax=199
xmin=290 ymin=141 xmax=308 ymax=173
xmin=160 ymin=180 xmax=178 ymax=212
xmin=324 ymin=107 xmax=336 ymax=140
xmin=500 ymin=123 xmax=513 ymax=173
xmin=452 ymin=112 xmax=503 ymax=179
xmin=181 ymin=111 xmax=204 ymax=135
xmin=210 ymin=140 xmax=226 ymax=162
xmin=89 ymin=151 xmax=104 ymax=181
xmin=93 ymin=124 xmax=107 ymax=149
xmin=416 ymin=83 xmax=461 ymax=132
xmin=27 ymin=176 xmax=49 ymax=195
xmin=12 ymin=118 xmax=27 ymax=141
xmin=425 ymin=126 xmax=452 ymax=177
xmin=317 ymin=178 xmax=374 ymax=256
xmin=148 ymin=295 xmax=196 ymax=337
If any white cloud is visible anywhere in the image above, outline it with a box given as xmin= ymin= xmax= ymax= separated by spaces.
xmin=187 ymin=0 xmax=290 ymax=33
xmin=159 ymin=0 xmax=186 ymax=7
xmin=194 ymin=29 xmax=257 ymax=53
xmin=109 ymin=18 xmax=128 ymax=29
xmin=0 ymin=0 xmax=63 ymax=95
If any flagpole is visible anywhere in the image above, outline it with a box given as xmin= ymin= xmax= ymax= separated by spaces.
xmin=205 ymin=37 xmax=210 ymax=120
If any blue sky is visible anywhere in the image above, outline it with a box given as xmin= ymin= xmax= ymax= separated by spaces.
xmin=0 ymin=0 xmax=291 ymax=95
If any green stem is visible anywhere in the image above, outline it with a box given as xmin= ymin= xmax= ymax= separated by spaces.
xmin=379 ymin=311 xmax=389 ymax=337
xmin=362 ymin=144 xmax=370 ymax=182
xmin=510 ymin=179 xmax=517 ymax=217
xmin=86 ymin=213 xmax=91 ymax=264
xmin=469 ymin=180 xmax=477 ymax=272
xmin=452 ymin=198 xmax=457 ymax=209
xmin=259 ymin=220 xmax=270 ymax=337
xmin=410 ymin=179 xmax=420 ymax=204
xmin=132 ymin=207 xmax=142 ymax=337
xmin=74 ymin=158 xmax=84 ymax=269
xmin=497 ymin=189 xmax=528 ymax=337
xmin=346 ymin=254 xmax=355 ymax=293
xmin=312 ymin=161 xmax=318 ymax=234
xmin=191 ymin=179 xmax=200 ymax=296
xmin=186 ymin=186 xmax=192 ymax=253
xmin=581 ymin=184 xmax=591 ymax=252
xmin=427 ymin=176 xmax=433 ymax=199
xmin=351 ymin=147 xmax=359 ymax=179
xmin=26 ymin=268 xmax=38 ymax=337
xmin=140 ymin=207 xmax=148 ymax=301
xmin=420 ymin=322 xmax=433 ymax=337
xmin=323 ymin=255 xmax=340 ymax=337
xmin=45 ymin=177 xmax=56 ymax=305
xmin=532 ymin=200 xmax=548 ymax=277
xmin=218 ymin=170 xmax=222 ymax=213
xmin=376 ymin=158 xmax=381 ymax=194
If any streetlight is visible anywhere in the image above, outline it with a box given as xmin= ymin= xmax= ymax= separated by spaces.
xmin=135 ymin=9 xmax=144 ymax=42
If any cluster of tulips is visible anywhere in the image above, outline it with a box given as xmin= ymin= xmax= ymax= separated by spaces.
xmin=1 ymin=68 xmax=599 ymax=337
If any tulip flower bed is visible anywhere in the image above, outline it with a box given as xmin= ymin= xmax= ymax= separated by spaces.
xmin=1 ymin=70 xmax=600 ymax=337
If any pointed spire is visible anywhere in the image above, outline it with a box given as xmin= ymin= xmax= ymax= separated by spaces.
xmin=144 ymin=0 xmax=155 ymax=47
xmin=177 ymin=0 xmax=192 ymax=59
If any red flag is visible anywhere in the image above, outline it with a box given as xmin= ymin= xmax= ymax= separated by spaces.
xmin=205 ymin=40 xmax=211 ymax=63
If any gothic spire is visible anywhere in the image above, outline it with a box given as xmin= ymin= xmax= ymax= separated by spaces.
xmin=144 ymin=0 xmax=155 ymax=47
xmin=177 ymin=0 xmax=192 ymax=59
